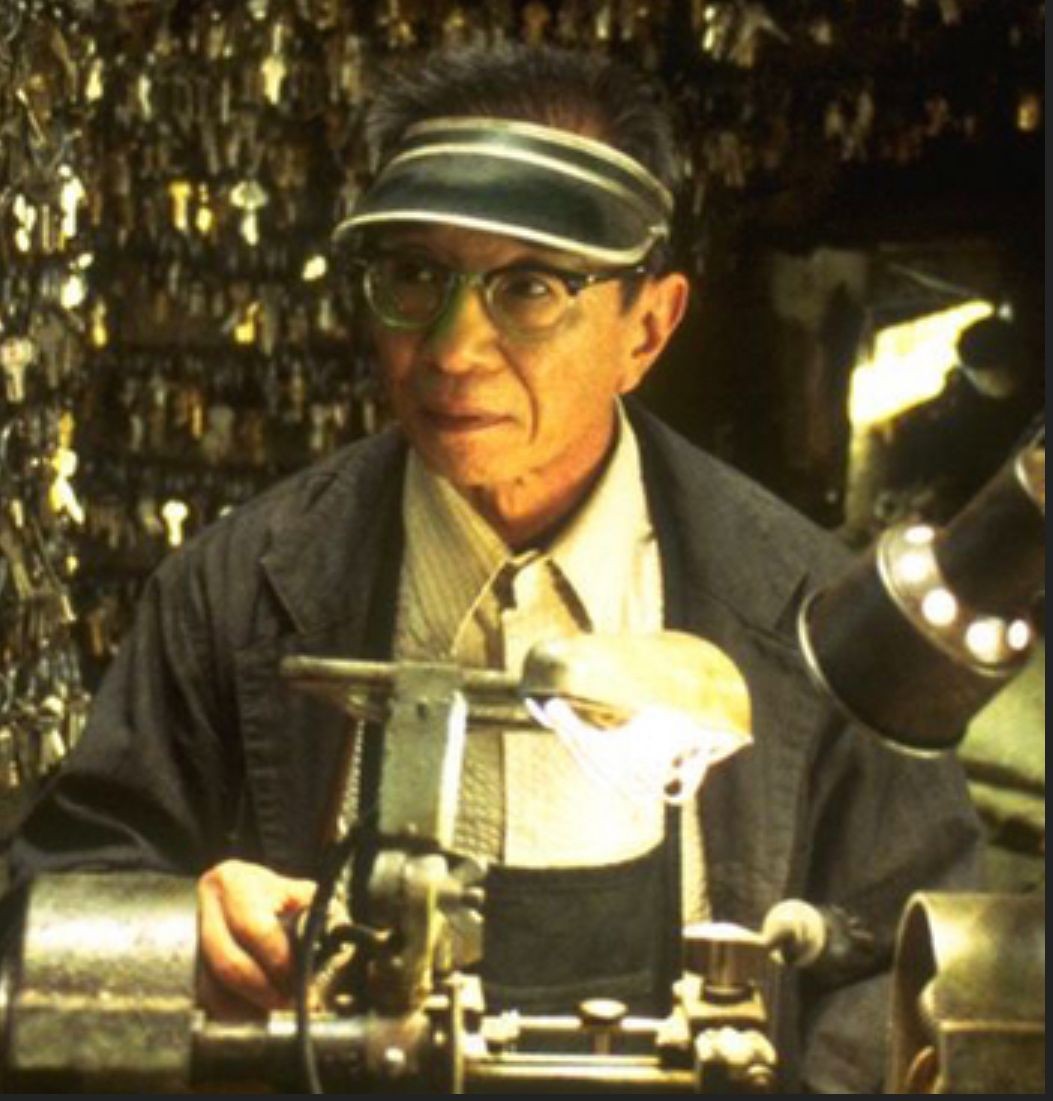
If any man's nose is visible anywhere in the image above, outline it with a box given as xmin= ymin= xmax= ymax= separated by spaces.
xmin=424 ymin=281 xmax=501 ymax=373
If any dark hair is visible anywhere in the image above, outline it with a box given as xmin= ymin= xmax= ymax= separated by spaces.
xmin=364 ymin=42 xmax=681 ymax=295
xmin=367 ymin=42 xmax=681 ymax=190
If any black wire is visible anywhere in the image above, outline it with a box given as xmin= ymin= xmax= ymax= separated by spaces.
xmin=294 ymin=823 xmax=364 ymax=1095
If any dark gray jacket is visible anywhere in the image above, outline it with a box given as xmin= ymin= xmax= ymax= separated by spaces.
xmin=8 ymin=406 xmax=983 ymax=1092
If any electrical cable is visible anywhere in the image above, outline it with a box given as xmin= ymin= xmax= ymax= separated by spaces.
xmin=294 ymin=823 xmax=364 ymax=1095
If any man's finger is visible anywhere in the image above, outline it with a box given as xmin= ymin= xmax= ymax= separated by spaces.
xmin=198 ymin=879 xmax=288 ymax=1011
xmin=221 ymin=884 xmax=312 ymax=989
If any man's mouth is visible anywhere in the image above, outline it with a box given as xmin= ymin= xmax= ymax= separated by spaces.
xmin=422 ymin=405 xmax=507 ymax=431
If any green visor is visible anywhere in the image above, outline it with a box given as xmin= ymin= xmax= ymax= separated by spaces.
xmin=333 ymin=116 xmax=673 ymax=265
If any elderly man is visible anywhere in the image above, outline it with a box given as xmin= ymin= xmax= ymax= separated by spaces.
xmin=6 ymin=43 xmax=981 ymax=1093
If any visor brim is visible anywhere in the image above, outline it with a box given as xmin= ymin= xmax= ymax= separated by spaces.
xmin=333 ymin=152 xmax=668 ymax=265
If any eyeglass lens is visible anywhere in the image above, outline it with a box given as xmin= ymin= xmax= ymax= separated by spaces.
xmin=364 ymin=256 xmax=577 ymax=334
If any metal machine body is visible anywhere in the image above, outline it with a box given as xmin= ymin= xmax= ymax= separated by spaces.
xmin=799 ymin=427 xmax=1044 ymax=753
xmin=0 ymin=873 xmax=782 ymax=1093
xmin=0 ymin=872 xmax=199 ymax=1092
xmin=0 ymin=620 xmax=1045 ymax=1092
xmin=0 ymin=635 xmax=784 ymax=1093
xmin=887 ymin=892 xmax=1045 ymax=1094
xmin=2 ymin=875 xmax=1044 ymax=1093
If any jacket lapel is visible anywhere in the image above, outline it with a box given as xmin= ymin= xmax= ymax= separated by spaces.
xmin=232 ymin=431 xmax=406 ymax=874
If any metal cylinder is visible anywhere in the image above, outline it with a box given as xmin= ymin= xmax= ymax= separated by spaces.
xmin=797 ymin=521 xmax=1034 ymax=753
xmin=938 ymin=444 xmax=1045 ymax=614
xmin=798 ymin=434 xmax=1044 ymax=754
xmin=682 ymin=922 xmax=768 ymax=997
xmin=0 ymin=871 xmax=199 ymax=1093
xmin=886 ymin=891 xmax=1045 ymax=1094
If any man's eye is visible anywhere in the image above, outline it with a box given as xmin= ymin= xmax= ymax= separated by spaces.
xmin=498 ymin=271 xmax=560 ymax=300
xmin=384 ymin=258 xmax=442 ymax=285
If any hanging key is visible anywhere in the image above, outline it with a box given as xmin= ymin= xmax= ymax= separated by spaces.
xmin=230 ymin=178 xmax=269 ymax=247
xmin=168 ymin=179 xmax=194 ymax=233
xmin=145 ymin=371 xmax=170 ymax=454
xmin=261 ymin=19 xmax=291 ymax=107
xmin=37 ymin=693 xmax=69 ymax=772
xmin=284 ymin=356 xmax=307 ymax=425
xmin=307 ymin=401 xmax=331 ymax=457
xmin=48 ymin=445 xmax=86 ymax=526
xmin=1 ymin=335 xmax=37 ymax=404
xmin=82 ymin=595 xmax=118 ymax=662
xmin=555 ymin=0 xmax=582 ymax=44
xmin=58 ymin=165 xmax=87 ymax=243
xmin=136 ymin=494 xmax=166 ymax=541
xmin=62 ymin=687 xmax=90 ymax=754
xmin=239 ymin=408 xmax=268 ymax=469
xmin=329 ymin=29 xmax=365 ymax=105
xmin=160 ymin=498 xmax=190 ymax=548
xmin=200 ymin=401 xmax=236 ymax=465
xmin=523 ymin=0 xmax=552 ymax=44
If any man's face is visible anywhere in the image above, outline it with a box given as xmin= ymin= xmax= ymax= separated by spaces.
xmin=366 ymin=224 xmax=685 ymax=503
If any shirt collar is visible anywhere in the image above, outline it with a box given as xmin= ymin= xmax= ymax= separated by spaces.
xmin=402 ymin=400 xmax=652 ymax=632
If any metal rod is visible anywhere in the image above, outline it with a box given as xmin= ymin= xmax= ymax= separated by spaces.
xmin=487 ymin=1013 xmax=664 ymax=1039
xmin=282 ymin=655 xmax=522 ymax=695
xmin=466 ymin=1053 xmax=695 ymax=1092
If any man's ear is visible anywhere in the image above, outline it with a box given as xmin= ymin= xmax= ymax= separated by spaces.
xmin=619 ymin=271 xmax=690 ymax=393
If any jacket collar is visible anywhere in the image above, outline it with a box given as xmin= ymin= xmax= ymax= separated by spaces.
xmin=258 ymin=403 xmax=837 ymax=658
xmin=238 ymin=429 xmax=408 ymax=872
xmin=258 ymin=427 xmax=408 ymax=643
xmin=258 ymin=398 xmax=835 ymax=640
xmin=627 ymin=399 xmax=839 ymax=639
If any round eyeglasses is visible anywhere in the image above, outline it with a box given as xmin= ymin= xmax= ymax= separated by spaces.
xmin=351 ymin=253 xmax=647 ymax=339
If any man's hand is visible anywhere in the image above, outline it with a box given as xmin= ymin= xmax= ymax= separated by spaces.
xmin=197 ymin=859 xmax=317 ymax=1016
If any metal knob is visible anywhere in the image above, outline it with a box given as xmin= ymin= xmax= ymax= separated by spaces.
xmin=683 ymin=922 xmax=768 ymax=998
xmin=578 ymin=998 xmax=627 ymax=1055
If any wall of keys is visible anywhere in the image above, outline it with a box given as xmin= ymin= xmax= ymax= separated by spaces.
xmin=0 ymin=0 xmax=1044 ymax=808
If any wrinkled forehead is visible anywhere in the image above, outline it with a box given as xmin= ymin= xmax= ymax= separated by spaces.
xmin=334 ymin=117 xmax=672 ymax=266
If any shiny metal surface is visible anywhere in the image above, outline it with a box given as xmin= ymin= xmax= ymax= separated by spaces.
xmin=520 ymin=631 xmax=752 ymax=737
xmin=798 ymin=432 xmax=1045 ymax=753
xmin=2 ymin=871 xmax=199 ymax=1092
xmin=682 ymin=922 xmax=769 ymax=995
xmin=0 ymin=871 xmax=811 ymax=1093
xmin=379 ymin=663 xmax=467 ymax=845
xmin=465 ymin=1053 xmax=697 ymax=1092
xmin=281 ymin=630 xmax=753 ymax=738
xmin=281 ymin=654 xmax=536 ymax=729
xmin=887 ymin=891 xmax=1045 ymax=1094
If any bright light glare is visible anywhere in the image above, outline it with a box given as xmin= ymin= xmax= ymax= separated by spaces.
xmin=965 ymin=618 xmax=1005 ymax=663
xmin=302 ymin=254 xmax=328 ymax=281
xmin=849 ymin=299 xmax=994 ymax=428
xmin=898 ymin=551 xmax=931 ymax=585
xmin=1007 ymin=619 xmax=1033 ymax=651
xmin=921 ymin=588 xmax=958 ymax=627
xmin=527 ymin=697 xmax=750 ymax=807
xmin=904 ymin=525 xmax=935 ymax=546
